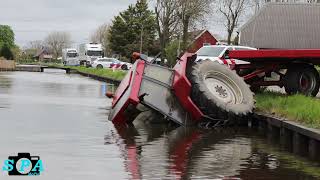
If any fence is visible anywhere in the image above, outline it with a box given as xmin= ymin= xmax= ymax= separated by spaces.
xmin=0 ymin=60 xmax=16 ymax=70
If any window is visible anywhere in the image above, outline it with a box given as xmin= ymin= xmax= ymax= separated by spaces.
xmin=67 ymin=52 xmax=78 ymax=58
xmin=87 ymin=50 xmax=102 ymax=56
xmin=197 ymin=46 xmax=225 ymax=57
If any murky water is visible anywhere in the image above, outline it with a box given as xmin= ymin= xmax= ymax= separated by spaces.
xmin=0 ymin=70 xmax=320 ymax=180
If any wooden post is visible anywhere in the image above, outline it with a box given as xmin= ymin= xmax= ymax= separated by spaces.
xmin=308 ymin=139 xmax=320 ymax=161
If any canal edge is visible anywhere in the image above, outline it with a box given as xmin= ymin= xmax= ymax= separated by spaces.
xmin=252 ymin=112 xmax=320 ymax=161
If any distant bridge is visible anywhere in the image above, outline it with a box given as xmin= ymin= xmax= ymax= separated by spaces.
xmin=15 ymin=65 xmax=72 ymax=74
xmin=40 ymin=66 xmax=71 ymax=73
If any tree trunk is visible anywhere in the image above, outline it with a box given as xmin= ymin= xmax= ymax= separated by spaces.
xmin=182 ymin=17 xmax=190 ymax=51
xmin=227 ymin=31 xmax=232 ymax=45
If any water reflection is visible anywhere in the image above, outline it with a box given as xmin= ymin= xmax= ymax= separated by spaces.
xmin=1 ymin=71 xmax=319 ymax=179
xmin=109 ymin=111 xmax=320 ymax=180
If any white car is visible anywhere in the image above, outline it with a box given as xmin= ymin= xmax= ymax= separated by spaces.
xmin=92 ymin=58 xmax=132 ymax=70
xmin=92 ymin=58 xmax=119 ymax=69
xmin=113 ymin=59 xmax=133 ymax=70
xmin=196 ymin=45 xmax=257 ymax=65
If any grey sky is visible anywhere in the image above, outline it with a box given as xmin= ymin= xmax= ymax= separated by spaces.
xmin=1 ymin=0 xmax=136 ymax=48
xmin=0 ymin=0 xmax=229 ymax=49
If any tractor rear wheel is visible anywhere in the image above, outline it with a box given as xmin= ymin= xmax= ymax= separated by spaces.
xmin=284 ymin=65 xmax=320 ymax=97
xmin=188 ymin=60 xmax=254 ymax=122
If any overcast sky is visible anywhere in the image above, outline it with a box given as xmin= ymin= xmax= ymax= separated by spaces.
xmin=0 ymin=0 xmax=137 ymax=48
xmin=0 ymin=0 xmax=227 ymax=48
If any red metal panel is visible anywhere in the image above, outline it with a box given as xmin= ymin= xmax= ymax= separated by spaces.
xmin=112 ymin=71 xmax=132 ymax=107
xmin=173 ymin=53 xmax=204 ymax=121
xmin=129 ymin=60 xmax=145 ymax=103
xmin=229 ymin=49 xmax=320 ymax=61
xmin=110 ymin=60 xmax=145 ymax=125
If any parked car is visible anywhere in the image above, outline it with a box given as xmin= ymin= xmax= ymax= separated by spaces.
xmin=92 ymin=58 xmax=132 ymax=70
xmin=196 ymin=45 xmax=257 ymax=65
xmin=92 ymin=58 xmax=120 ymax=69
xmin=113 ymin=59 xmax=133 ymax=70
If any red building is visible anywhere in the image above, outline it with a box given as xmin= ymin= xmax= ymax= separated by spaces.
xmin=187 ymin=30 xmax=218 ymax=53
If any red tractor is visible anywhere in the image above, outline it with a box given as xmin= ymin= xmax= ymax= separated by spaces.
xmin=108 ymin=53 xmax=254 ymax=126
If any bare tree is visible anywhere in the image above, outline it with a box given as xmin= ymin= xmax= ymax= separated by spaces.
xmin=28 ymin=40 xmax=44 ymax=50
xmin=45 ymin=31 xmax=71 ymax=59
xmin=90 ymin=23 xmax=110 ymax=56
xmin=177 ymin=0 xmax=212 ymax=49
xmin=155 ymin=0 xmax=179 ymax=59
xmin=216 ymin=0 xmax=249 ymax=45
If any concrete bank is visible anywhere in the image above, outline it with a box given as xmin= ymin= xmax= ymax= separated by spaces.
xmin=252 ymin=112 xmax=320 ymax=161
xmin=76 ymin=71 xmax=121 ymax=86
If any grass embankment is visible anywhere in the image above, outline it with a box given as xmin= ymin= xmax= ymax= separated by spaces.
xmin=255 ymin=91 xmax=320 ymax=129
xmin=33 ymin=63 xmax=127 ymax=81
xmin=68 ymin=66 xmax=127 ymax=81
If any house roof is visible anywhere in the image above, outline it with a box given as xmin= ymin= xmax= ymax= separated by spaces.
xmin=239 ymin=3 xmax=320 ymax=49
xmin=34 ymin=48 xmax=51 ymax=58
xmin=188 ymin=29 xmax=219 ymax=41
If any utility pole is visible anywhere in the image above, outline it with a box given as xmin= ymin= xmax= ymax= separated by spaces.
xmin=140 ymin=24 xmax=144 ymax=53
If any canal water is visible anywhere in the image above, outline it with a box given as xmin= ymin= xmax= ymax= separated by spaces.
xmin=0 ymin=70 xmax=320 ymax=179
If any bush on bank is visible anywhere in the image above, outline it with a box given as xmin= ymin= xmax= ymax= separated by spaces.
xmin=255 ymin=91 xmax=320 ymax=129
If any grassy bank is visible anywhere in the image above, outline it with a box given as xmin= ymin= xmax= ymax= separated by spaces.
xmin=255 ymin=91 xmax=320 ymax=129
xmin=68 ymin=66 xmax=127 ymax=81
xmin=29 ymin=63 xmax=127 ymax=81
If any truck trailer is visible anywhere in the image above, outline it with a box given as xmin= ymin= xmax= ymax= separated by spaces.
xmin=78 ymin=43 xmax=103 ymax=65
xmin=62 ymin=48 xmax=79 ymax=66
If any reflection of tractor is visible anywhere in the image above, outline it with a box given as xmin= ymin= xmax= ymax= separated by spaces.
xmin=107 ymin=52 xmax=254 ymax=126
xmin=111 ymin=118 xmax=252 ymax=179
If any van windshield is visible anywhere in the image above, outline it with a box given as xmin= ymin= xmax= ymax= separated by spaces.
xmin=87 ymin=51 xmax=102 ymax=56
xmin=197 ymin=46 xmax=225 ymax=57
xmin=67 ymin=52 xmax=78 ymax=58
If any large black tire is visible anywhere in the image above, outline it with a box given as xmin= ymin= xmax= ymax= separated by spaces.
xmin=284 ymin=65 xmax=320 ymax=97
xmin=188 ymin=61 xmax=254 ymax=121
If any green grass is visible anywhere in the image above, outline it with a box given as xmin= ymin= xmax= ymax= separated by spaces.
xmin=255 ymin=91 xmax=320 ymax=129
xmin=69 ymin=66 xmax=127 ymax=81
xmin=17 ymin=61 xmax=127 ymax=81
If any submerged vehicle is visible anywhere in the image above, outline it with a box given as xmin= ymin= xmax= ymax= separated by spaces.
xmin=107 ymin=52 xmax=254 ymax=126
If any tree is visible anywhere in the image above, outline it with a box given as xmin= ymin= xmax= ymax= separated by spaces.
xmin=109 ymin=0 xmax=156 ymax=59
xmin=0 ymin=25 xmax=14 ymax=49
xmin=155 ymin=0 xmax=179 ymax=60
xmin=165 ymin=40 xmax=180 ymax=67
xmin=28 ymin=40 xmax=44 ymax=50
xmin=0 ymin=45 xmax=14 ymax=60
xmin=90 ymin=23 xmax=110 ymax=56
xmin=45 ymin=31 xmax=71 ymax=59
xmin=216 ymin=0 xmax=248 ymax=45
xmin=177 ymin=0 xmax=212 ymax=50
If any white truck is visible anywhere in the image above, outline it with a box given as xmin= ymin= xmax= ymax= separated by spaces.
xmin=62 ymin=48 xmax=79 ymax=66
xmin=78 ymin=43 xmax=103 ymax=66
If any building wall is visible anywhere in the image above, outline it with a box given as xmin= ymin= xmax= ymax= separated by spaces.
xmin=187 ymin=31 xmax=218 ymax=53
xmin=240 ymin=4 xmax=320 ymax=49
xmin=266 ymin=0 xmax=320 ymax=3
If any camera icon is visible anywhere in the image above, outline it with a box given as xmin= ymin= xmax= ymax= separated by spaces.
xmin=6 ymin=153 xmax=42 ymax=176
